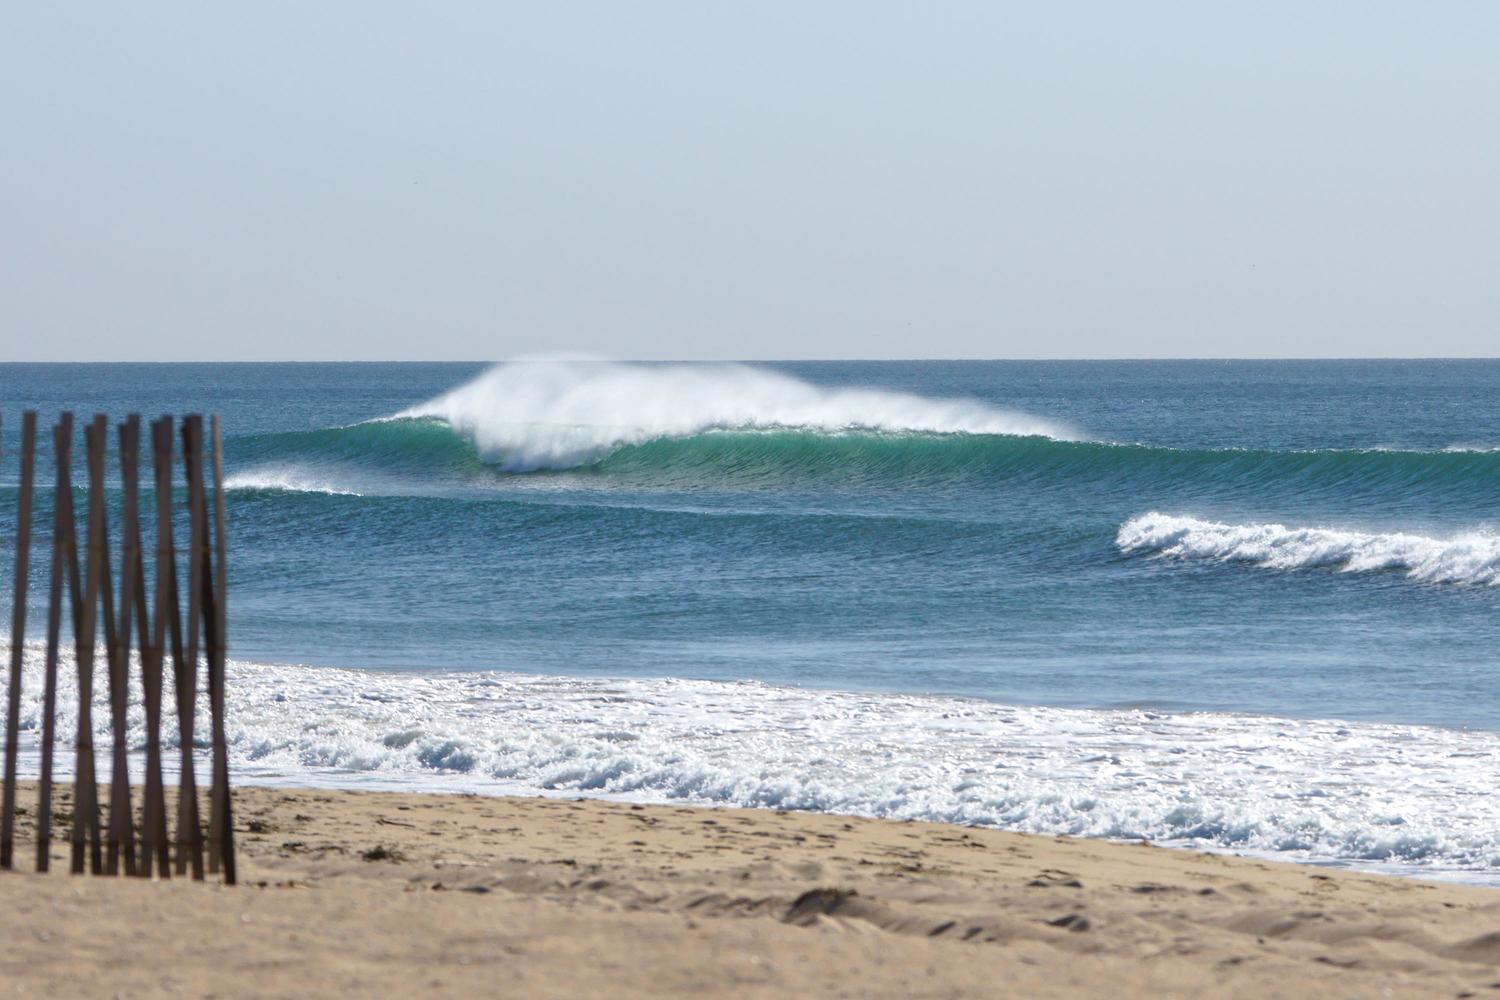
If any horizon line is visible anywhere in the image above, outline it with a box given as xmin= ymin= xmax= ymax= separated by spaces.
xmin=3 ymin=356 xmax=1499 ymax=365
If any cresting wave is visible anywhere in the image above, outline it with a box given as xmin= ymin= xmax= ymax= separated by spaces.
xmin=5 ymin=639 xmax=1499 ymax=882
xmin=394 ymin=360 xmax=1078 ymax=471
xmin=214 ymin=361 xmax=1500 ymax=497
xmin=1119 ymin=512 xmax=1500 ymax=586
xmin=221 ymin=360 xmax=1087 ymax=493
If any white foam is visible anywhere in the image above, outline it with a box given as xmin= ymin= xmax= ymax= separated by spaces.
xmin=6 ymin=638 xmax=1499 ymax=882
xmin=223 ymin=467 xmax=364 ymax=496
xmin=1117 ymin=512 xmax=1500 ymax=586
xmin=396 ymin=360 xmax=1077 ymax=471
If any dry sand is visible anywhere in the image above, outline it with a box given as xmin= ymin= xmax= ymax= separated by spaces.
xmin=2 ymin=782 xmax=1499 ymax=998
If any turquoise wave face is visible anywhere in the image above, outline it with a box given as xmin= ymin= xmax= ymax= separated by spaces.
xmin=230 ymin=419 xmax=491 ymax=490
xmin=225 ymin=416 xmax=1500 ymax=515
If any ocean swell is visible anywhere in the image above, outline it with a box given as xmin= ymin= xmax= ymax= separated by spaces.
xmin=213 ymin=361 xmax=1500 ymax=500
xmin=222 ymin=422 xmax=1500 ymax=506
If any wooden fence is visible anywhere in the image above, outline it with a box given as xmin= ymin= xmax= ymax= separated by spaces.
xmin=0 ymin=412 xmax=234 ymax=883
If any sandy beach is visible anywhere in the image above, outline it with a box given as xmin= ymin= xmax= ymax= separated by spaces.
xmin=0 ymin=783 xmax=1495 ymax=998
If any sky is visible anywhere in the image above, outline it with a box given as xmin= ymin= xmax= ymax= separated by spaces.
xmin=2 ymin=3 xmax=1497 ymax=361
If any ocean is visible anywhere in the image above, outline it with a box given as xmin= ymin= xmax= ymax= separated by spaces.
xmin=1 ymin=359 xmax=1498 ymax=881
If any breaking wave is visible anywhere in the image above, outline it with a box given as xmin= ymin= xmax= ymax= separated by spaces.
xmin=1118 ymin=512 xmax=1500 ymax=586
xmin=393 ymin=359 xmax=1077 ymax=470
xmin=216 ymin=362 xmax=1500 ymax=502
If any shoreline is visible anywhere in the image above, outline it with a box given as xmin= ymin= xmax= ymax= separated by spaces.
xmin=212 ymin=773 xmax=1500 ymax=889
xmin=13 ymin=644 xmax=1496 ymax=883
xmin=6 ymin=637 xmax=1497 ymax=883
xmin=2 ymin=782 xmax=1499 ymax=997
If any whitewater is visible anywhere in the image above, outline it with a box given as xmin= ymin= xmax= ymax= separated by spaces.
xmin=1118 ymin=513 xmax=1500 ymax=587
xmin=5 ymin=639 xmax=1499 ymax=884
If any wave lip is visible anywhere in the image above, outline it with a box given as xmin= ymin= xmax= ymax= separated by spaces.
xmin=1118 ymin=512 xmax=1500 ymax=586
xmin=395 ymin=360 xmax=1078 ymax=471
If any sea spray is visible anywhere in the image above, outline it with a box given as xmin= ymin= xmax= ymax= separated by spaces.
xmin=396 ymin=360 xmax=1077 ymax=470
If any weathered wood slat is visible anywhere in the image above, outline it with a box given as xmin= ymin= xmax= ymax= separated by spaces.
xmin=104 ymin=416 xmax=141 ymax=876
xmin=139 ymin=416 xmax=174 ymax=878
xmin=207 ymin=415 xmax=235 ymax=883
xmin=160 ymin=416 xmax=194 ymax=879
xmin=1 ymin=412 xmax=37 ymax=869
xmin=36 ymin=414 xmax=74 ymax=872
xmin=175 ymin=416 xmax=206 ymax=880
xmin=73 ymin=416 xmax=107 ymax=875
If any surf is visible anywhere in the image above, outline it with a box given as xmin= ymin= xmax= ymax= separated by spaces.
xmin=8 ymin=635 xmax=1498 ymax=881
xmin=1118 ymin=512 xmax=1500 ymax=586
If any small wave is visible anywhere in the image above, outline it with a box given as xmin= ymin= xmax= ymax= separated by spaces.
xmin=395 ymin=360 xmax=1078 ymax=471
xmin=1118 ymin=512 xmax=1500 ymax=586
xmin=224 ymin=467 xmax=364 ymax=496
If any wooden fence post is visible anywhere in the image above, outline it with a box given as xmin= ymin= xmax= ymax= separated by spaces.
xmin=103 ymin=416 xmax=141 ymax=876
xmin=94 ymin=419 xmax=122 ymax=862
xmin=138 ymin=416 xmax=173 ymax=877
xmin=1 ymin=412 xmax=37 ymax=869
xmin=175 ymin=416 xmax=205 ymax=879
xmin=72 ymin=416 xmax=108 ymax=875
xmin=35 ymin=414 xmax=74 ymax=872
xmin=207 ymin=415 xmax=235 ymax=883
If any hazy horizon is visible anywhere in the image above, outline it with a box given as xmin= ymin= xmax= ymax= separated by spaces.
xmin=8 ymin=355 xmax=1500 ymax=365
xmin=6 ymin=356 xmax=1500 ymax=365
xmin=5 ymin=3 xmax=1497 ymax=361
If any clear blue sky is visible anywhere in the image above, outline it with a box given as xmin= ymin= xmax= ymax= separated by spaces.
xmin=3 ymin=3 xmax=1497 ymax=360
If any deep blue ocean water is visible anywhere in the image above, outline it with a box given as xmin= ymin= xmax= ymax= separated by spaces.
xmin=2 ymin=360 xmax=1499 ymax=878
